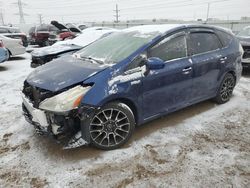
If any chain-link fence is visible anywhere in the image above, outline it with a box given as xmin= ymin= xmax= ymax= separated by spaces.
xmin=91 ymin=20 xmax=250 ymax=33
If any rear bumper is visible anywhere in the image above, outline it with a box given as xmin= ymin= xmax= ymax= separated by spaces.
xmin=22 ymin=94 xmax=95 ymax=149
xmin=10 ymin=46 xmax=26 ymax=56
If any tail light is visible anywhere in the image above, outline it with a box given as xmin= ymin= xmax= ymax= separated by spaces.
xmin=0 ymin=40 xmax=4 ymax=48
xmin=19 ymin=40 xmax=23 ymax=46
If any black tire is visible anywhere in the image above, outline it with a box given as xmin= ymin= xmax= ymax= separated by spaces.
xmin=87 ymin=102 xmax=135 ymax=150
xmin=6 ymin=49 xmax=10 ymax=60
xmin=214 ymin=73 xmax=236 ymax=104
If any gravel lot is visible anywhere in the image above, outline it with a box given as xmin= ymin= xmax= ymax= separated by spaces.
xmin=0 ymin=53 xmax=250 ymax=188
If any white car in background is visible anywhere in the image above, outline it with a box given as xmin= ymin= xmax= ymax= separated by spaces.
xmin=0 ymin=34 xmax=26 ymax=59
xmin=31 ymin=27 xmax=118 ymax=67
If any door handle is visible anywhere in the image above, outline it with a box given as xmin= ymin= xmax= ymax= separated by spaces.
xmin=182 ymin=67 xmax=192 ymax=74
xmin=219 ymin=57 xmax=227 ymax=64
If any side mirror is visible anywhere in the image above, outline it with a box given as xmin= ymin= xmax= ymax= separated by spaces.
xmin=147 ymin=57 xmax=165 ymax=70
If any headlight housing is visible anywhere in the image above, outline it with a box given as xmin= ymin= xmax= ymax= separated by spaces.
xmin=39 ymin=85 xmax=91 ymax=113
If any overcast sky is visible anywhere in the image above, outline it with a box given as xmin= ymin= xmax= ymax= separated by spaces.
xmin=1 ymin=0 xmax=249 ymax=24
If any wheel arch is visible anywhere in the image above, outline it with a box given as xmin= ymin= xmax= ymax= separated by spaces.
xmin=227 ymin=70 xmax=236 ymax=82
xmin=219 ymin=69 xmax=236 ymax=84
xmin=102 ymin=97 xmax=138 ymax=125
xmin=7 ymin=48 xmax=12 ymax=56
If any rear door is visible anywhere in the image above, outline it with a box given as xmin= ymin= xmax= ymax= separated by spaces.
xmin=142 ymin=30 xmax=194 ymax=119
xmin=187 ymin=29 xmax=224 ymax=102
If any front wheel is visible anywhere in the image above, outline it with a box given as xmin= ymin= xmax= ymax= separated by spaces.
xmin=214 ymin=73 xmax=236 ymax=104
xmin=88 ymin=102 xmax=135 ymax=150
xmin=6 ymin=49 xmax=10 ymax=60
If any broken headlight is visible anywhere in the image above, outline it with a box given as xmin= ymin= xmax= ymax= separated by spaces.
xmin=39 ymin=85 xmax=91 ymax=113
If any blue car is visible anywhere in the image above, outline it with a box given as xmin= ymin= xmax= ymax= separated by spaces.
xmin=22 ymin=24 xmax=242 ymax=150
xmin=0 ymin=41 xmax=8 ymax=63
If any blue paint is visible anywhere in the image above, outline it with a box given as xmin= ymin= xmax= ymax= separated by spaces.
xmin=25 ymin=25 xmax=242 ymax=126
xmin=0 ymin=47 xmax=8 ymax=63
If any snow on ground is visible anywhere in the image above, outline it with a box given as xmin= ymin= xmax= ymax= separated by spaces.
xmin=0 ymin=53 xmax=250 ymax=187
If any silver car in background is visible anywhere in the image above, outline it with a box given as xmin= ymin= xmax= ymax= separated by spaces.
xmin=237 ymin=26 xmax=250 ymax=69
xmin=0 ymin=35 xmax=26 ymax=59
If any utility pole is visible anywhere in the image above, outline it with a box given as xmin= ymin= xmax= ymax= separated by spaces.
xmin=38 ymin=14 xmax=43 ymax=25
xmin=0 ymin=11 xmax=4 ymax=25
xmin=113 ymin=4 xmax=120 ymax=23
xmin=206 ymin=3 xmax=210 ymax=22
xmin=14 ymin=0 xmax=27 ymax=24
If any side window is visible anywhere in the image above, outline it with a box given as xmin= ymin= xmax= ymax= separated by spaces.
xmin=189 ymin=32 xmax=222 ymax=55
xmin=148 ymin=35 xmax=187 ymax=61
xmin=126 ymin=54 xmax=146 ymax=71
xmin=216 ymin=30 xmax=233 ymax=47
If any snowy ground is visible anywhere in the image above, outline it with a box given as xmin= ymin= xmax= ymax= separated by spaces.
xmin=0 ymin=53 xmax=250 ymax=188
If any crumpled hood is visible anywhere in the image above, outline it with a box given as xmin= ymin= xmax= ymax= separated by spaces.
xmin=27 ymin=55 xmax=108 ymax=92
xmin=237 ymin=36 xmax=250 ymax=46
xmin=31 ymin=44 xmax=82 ymax=57
xmin=51 ymin=20 xmax=68 ymax=31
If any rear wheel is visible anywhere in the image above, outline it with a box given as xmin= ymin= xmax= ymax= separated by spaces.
xmin=214 ymin=73 xmax=235 ymax=104
xmin=88 ymin=102 xmax=135 ymax=150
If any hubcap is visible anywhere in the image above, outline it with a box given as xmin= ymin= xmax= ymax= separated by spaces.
xmin=220 ymin=77 xmax=235 ymax=101
xmin=90 ymin=108 xmax=130 ymax=147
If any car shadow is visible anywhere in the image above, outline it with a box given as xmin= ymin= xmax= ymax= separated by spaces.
xmin=0 ymin=66 xmax=8 ymax=71
xmin=36 ymin=99 xmax=216 ymax=161
xmin=8 ymin=56 xmax=26 ymax=61
xmin=131 ymin=100 xmax=215 ymax=142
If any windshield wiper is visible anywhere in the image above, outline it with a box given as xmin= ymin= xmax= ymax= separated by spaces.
xmin=80 ymin=56 xmax=104 ymax=65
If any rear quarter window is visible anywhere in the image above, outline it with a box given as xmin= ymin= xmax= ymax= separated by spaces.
xmin=216 ymin=30 xmax=233 ymax=47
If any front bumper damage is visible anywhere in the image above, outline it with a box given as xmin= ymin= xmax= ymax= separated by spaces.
xmin=22 ymin=94 xmax=96 ymax=149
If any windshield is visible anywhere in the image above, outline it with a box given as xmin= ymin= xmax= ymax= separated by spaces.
xmin=77 ymin=31 xmax=159 ymax=64
xmin=238 ymin=27 xmax=250 ymax=37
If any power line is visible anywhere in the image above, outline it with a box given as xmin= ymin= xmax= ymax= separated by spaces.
xmin=20 ymin=0 xmax=246 ymax=23
xmin=26 ymin=0 xmax=174 ymax=10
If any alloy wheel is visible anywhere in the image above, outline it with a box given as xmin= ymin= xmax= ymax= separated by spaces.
xmin=220 ymin=76 xmax=235 ymax=102
xmin=90 ymin=108 xmax=131 ymax=148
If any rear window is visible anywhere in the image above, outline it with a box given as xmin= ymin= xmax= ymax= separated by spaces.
xmin=216 ymin=30 xmax=233 ymax=47
xmin=29 ymin=27 xmax=35 ymax=34
xmin=37 ymin=25 xmax=59 ymax=32
xmin=189 ymin=32 xmax=222 ymax=55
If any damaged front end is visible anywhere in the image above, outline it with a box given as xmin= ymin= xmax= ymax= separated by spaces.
xmin=22 ymin=81 xmax=96 ymax=149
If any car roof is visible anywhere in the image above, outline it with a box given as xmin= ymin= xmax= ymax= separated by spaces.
xmin=124 ymin=24 xmax=185 ymax=34
xmin=84 ymin=27 xmax=118 ymax=31
xmin=0 ymin=26 xmax=19 ymax=30
xmin=123 ymin=24 xmax=231 ymax=35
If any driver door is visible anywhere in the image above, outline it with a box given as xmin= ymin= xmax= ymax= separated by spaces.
xmin=142 ymin=30 xmax=194 ymax=120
